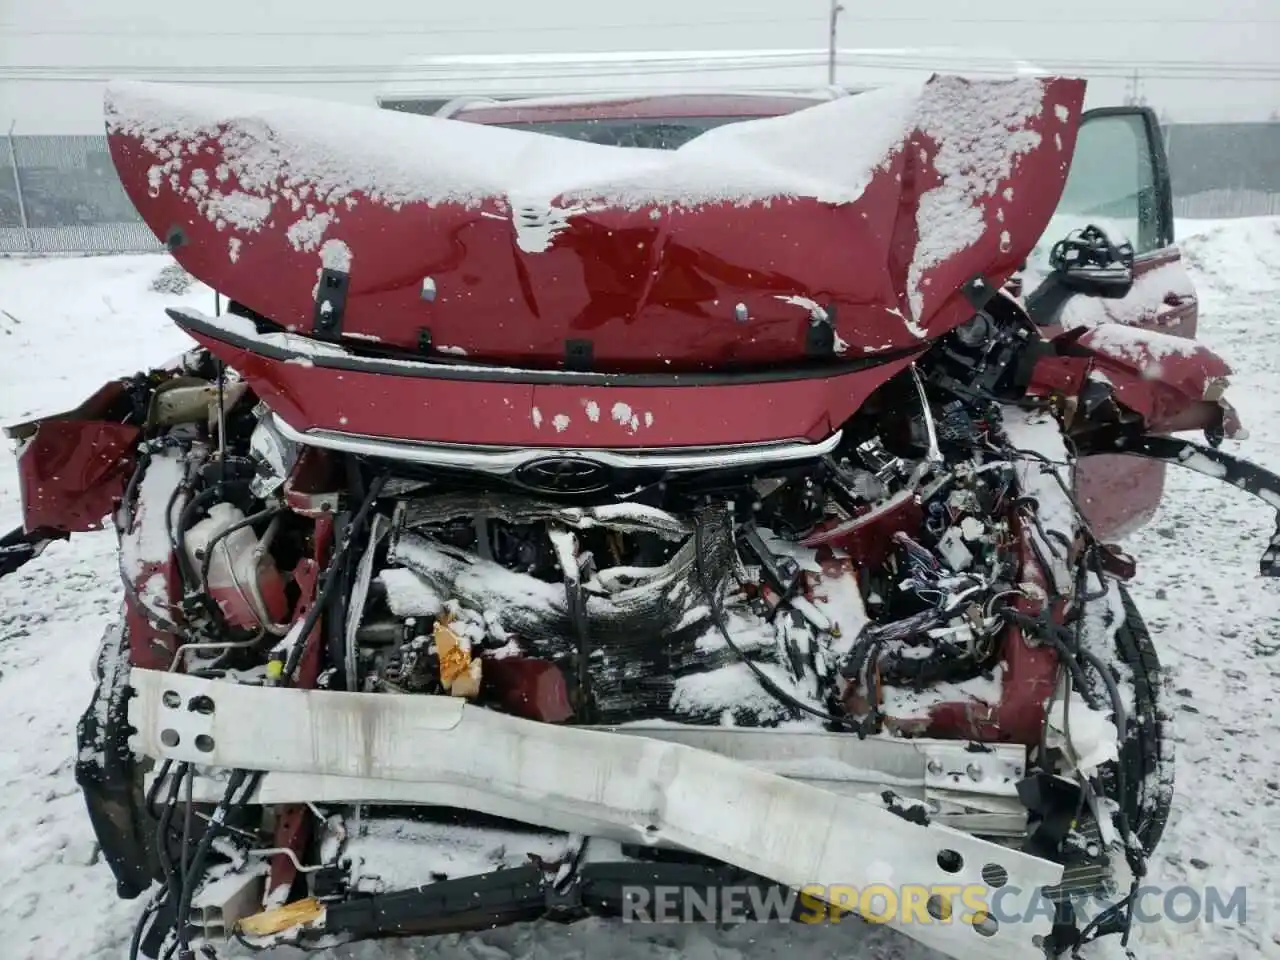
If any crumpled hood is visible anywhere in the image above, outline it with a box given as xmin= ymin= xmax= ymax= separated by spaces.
xmin=106 ymin=75 xmax=1085 ymax=372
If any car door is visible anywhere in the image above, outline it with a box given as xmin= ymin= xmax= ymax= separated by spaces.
xmin=1023 ymin=106 xmax=1196 ymax=540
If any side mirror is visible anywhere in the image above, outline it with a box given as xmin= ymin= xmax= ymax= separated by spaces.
xmin=1048 ymin=224 xmax=1135 ymax=299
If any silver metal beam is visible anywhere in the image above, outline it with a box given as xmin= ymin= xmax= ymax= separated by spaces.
xmin=130 ymin=669 xmax=1060 ymax=960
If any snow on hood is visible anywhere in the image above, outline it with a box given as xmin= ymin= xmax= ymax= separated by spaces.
xmin=107 ymin=78 xmax=915 ymax=221
xmin=106 ymin=75 xmax=1085 ymax=371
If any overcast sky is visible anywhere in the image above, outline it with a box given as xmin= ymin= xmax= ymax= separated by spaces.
xmin=2 ymin=0 xmax=1278 ymax=133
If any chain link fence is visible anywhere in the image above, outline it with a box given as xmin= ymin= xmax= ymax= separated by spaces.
xmin=1 ymin=132 xmax=162 ymax=254
xmin=2 ymin=122 xmax=1278 ymax=255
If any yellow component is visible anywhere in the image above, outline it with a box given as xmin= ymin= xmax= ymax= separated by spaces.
xmin=264 ymin=659 xmax=284 ymax=682
xmin=434 ymin=615 xmax=481 ymax=697
xmin=237 ymin=897 xmax=325 ymax=937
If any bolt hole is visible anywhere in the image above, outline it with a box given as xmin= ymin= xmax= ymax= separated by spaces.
xmin=160 ymin=728 xmax=180 ymax=748
xmin=981 ymin=863 xmax=1009 ymax=888
xmin=937 ymin=849 xmax=964 ymax=874
xmin=972 ymin=911 xmax=999 ymax=937
xmin=162 ymin=690 xmax=181 ymax=709
xmin=188 ymin=695 xmax=215 ymax=716
xmin=194 ymin=734 xmax=215 ymax=753
xmin=926 ymin=894 xmax=952 ymax=921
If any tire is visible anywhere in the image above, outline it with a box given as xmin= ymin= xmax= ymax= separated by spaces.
xmin=1111 ymin=583 xmax=1174 ymax=856
xmin=75 ymin=618 xmax=163 ymax=898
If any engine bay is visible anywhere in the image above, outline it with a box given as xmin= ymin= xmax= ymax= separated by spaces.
xmin=32 ymin=296 xmax=1241 ymax=960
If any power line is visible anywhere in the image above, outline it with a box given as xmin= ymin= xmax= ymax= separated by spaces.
xmin=5 ymin=67 xmax=1278 ymax=84
xmin=4 ymin=53 xmax=1278 ymax=80
xmin=6 ymin=51 xmax=1280 ymax=72
xmin=4 ymin=15 xmax=1278 ymax=35
xmin=8 ymin=16 xmax=826 ymax=37
xmin=3 ymin=49 xmax=1279 ymax=85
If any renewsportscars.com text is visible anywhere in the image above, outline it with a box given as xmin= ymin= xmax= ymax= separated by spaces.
xmin=620 ymin=883 xmax=1248 ymax=926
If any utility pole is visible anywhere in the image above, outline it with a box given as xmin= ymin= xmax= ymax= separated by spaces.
xmin=1125 ymin=69 xmax=1146 ymax=106
xmin=828 ymin=0 xmax=845 ymax=85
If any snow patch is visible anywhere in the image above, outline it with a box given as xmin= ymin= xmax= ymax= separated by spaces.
xmin=102 ymin=77 xmax=918 ymax=257
xmin=907 ymin=76 xmax=1047 ymax=328
xmin=203 ymin=191 xmax=272 ymax=232
xmin=346 ymin=819 xmax=570 ymax=894
xmin=1001 ymin=405 xmax=1076 ymax=594
xmin=286 ymin=209 xmax=334 ymax=253
xmin=1045 ymin=688 xmax=1120 ymax=773
xmin=319 ymin=238 xmax=352 ymax=271
xmin=774 ymin=294 xmax=829 ymax=322
xmin=611 ymin=401 xmax=640 ymax=433
xmin=1083 ymin=323 xmax=1202 ymax=364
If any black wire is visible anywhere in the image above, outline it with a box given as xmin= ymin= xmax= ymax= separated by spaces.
xmin=282 ymin=475 xmax=387 ymax=681
xmin=1005 ymin=446 xmax=1103 ymax=543
xmin=179 ymin=766 xmax=194 ymax=895
xmin=197 ymin=505 xmax=283 ymax=597
xmin=998 ymin=609 xmax=1104 ymax=712
xmin=154 ymin=761 xmax=190 ymax=941
xmin=117 ymin=559 xmax=185 ymax=636
xmin=1077 ymin=647 xmax=1129 ymax=743
xmin=1002 ymin=440 xmax=1149 ymax=904
xmin=117 ymin=451 xmax=152 ymax=535
xmin=172 ymin=486 xmax=224 ymax=588
xmin=232 ymin=930 xmax=266 ymax=953
xmin=215 ymin=360 xmax=226 ymax=488
xmin=163 ymin=482 xmax=188 ymax=568
xmin=127 ymin=890 xmax=163 ymax=960
xmin=232 ymin=929 xmax=325 ymax=953
xmin=1075 ymin=877 xmax=1141 ymax=948
xmin=173 ymin=769 xmax=252 ymax=955
xmin=692 ymin=515 xmax=857 ymax=731
xmin=144 ymin=759 xmax=174 ymax=819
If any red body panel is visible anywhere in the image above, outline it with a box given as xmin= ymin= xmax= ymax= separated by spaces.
xmin=17 ymin=420 xmax=140 ymax=533
xmin=1063 ymin=248 xmax=1201 ymax=539
xmin=180 ymin=315 xmax=922 ymax=448
xmin=914 ymin=524 xmax=1060 ymax=744
xmin=8 ymin=379 xmax=141 ymax=534
xmin=107 ymin=77 xmax=1085 ymax=373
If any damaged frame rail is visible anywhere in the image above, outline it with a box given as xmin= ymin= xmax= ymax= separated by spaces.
xmin=1089 ymin=432 xmax=1280 ymax=576
xmin=130 ymin=669 xmax=1062 ymax=960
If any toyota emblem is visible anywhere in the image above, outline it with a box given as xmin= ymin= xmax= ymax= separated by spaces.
xmin=514 ymin=456 xmax=612 ymax=495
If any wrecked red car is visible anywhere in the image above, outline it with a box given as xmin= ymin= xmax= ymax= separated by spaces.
xmin=3 ymin=74 xmax=1276 ymax=960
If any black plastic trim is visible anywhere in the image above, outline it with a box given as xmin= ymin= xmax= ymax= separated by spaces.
xmin=169 ymin=307 xmax=925 ymax=389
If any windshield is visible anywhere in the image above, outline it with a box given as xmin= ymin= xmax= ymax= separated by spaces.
xmin=495 ymin=117 xmax=751 ymax=150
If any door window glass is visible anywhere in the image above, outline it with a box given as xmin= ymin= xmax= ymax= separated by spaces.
xmin=1033 ymin=113 xmax=1166 ymax=266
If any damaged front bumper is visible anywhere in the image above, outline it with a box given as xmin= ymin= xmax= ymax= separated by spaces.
xmin=129 ymin=668 xmax=1061 ymax=960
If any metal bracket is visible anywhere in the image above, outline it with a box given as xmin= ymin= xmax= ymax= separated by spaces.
xmin=921 ymin=741 xmax=1025 ymax=799
xmin=564 ymin=339 xmax=593 ymax=371
xmin=804 ymin=303 xmax=838 ymax=357
xmin=165 ymin=225 xmax=186 ymax=251
xmin=962 ymin=275 xmax=996 ymax=310
xmin=129 ymin=669 xmax=1061 ymax=960
xmin=313 ymin=268 xmax=349 ymax=335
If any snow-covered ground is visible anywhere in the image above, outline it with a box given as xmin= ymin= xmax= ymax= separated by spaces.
xmin=3 ymin=221 xmax=1280 ymax=960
